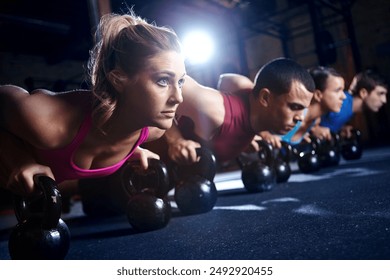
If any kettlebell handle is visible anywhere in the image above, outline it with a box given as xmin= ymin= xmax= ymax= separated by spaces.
xmin=120 ymin=158 xmax=170 ymax=197
xmin=256 ymin=140 xmax=274 ymax=166
xmin=350 ymin=129 xmax=361 ymax=141
xmin=278 ymin=141 xmax=293 ymax=162
xmin=14 ymin=174 xmax=62 ymax=229
xmin=194 ymin=147 xmax=217 ymax=181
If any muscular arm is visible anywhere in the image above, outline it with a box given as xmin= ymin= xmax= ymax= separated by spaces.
xmin=0 ymin=85 xmax=60 ymax=194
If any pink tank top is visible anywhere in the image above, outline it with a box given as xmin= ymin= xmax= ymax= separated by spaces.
xmin=35 ymin=114 xmax=149 ymax=183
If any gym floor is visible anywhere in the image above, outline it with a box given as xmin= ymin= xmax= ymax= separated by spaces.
xmin=1 ymin=146 xmax=390 ymax=260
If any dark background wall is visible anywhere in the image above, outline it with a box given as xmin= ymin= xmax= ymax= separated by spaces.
xmin=1 ymin=0 xmax=389 ymax=146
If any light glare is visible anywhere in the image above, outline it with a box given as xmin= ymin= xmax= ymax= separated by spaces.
xmin=182 ymin=31 xmax=215 ymax=65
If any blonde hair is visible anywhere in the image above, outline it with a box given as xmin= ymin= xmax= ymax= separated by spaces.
xmin=87 ymin=11 xmax=182 ymax=131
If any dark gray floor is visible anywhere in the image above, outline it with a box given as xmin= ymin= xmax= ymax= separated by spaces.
xmin=1 ymin=147 xmax=390 ymax=260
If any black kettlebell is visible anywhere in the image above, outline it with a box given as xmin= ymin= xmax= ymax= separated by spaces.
xmin=117 ymin=158 xmax=171 ymax=199
xmin=174 ymin=175 xmax=217 ymax=215
xmin=296 ymin=137 xmax=321 ymax=173
xmin=272 ymin=141 xmax=292 ymax=183
xmin=80 ymin=159 xmax=170 ymax=216
xmin=119 ymin=159 xmax=172 ymax=231
xmin=174 ymin=147 xmax=218 ymax=215
xmin=8 ymin=175 xmax=70 ymax=260
xmin=126 ymin=192 xmax=171 ymax=232
xmin=341 ymin=129 xmax=363 ymax=160
xmin=238 ymin=140 xmax=275 ymax=193
xmin=174 ymin=147 xmax=217 ymax=182
xmin=317 ymin=132 xmax=341 ymax=168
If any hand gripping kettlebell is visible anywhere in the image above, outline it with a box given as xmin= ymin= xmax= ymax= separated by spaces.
xmin=123 ymin=159 xmax=172 ymax=232
xmin=8 ymin=175 xmax=70 ymax=259
xmin=340 ymin=129 xmax=363 ymax=160
xmin=110 ymin=158 xmax=172 ymax=232
xmin=174 ymin=147 xmax=218 ymax=215
xmin=238 ymin=140 xmax=275 ymax=193
xmin=173 ymin=147 xmax=217 ymax=182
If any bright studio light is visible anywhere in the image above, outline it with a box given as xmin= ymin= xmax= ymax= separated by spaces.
xmin=182 ymin=30 xmax=215 ymax=65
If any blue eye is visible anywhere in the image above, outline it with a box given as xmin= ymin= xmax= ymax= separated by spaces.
xmin=178 ymin=78 xmax=185 ymax=88
xmin=157 ymin=78 xmax=169 ymax=86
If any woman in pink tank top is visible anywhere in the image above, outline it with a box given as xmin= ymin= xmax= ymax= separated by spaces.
xmin=0 ymin=10 xmax=186 ymax=197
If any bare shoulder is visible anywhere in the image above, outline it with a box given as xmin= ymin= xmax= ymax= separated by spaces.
xmin=217 ymin=73 xmax=254 ymax=93
xmin=3 ymin=88 xmax=91 ymax=149
xmin=0 ymin=84 xmax=30 ymax=95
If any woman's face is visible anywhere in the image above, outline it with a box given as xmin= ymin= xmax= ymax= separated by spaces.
xmin=321 ymin=75 xmax=346 ymax=113
xmin=363 ymin=85 xmax=388 ymax=112
xmin=121 ymin=51 xmax=186 ymax=130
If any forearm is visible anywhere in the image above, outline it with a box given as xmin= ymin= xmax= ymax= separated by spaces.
xmin=163 ymin=121 xmax=201 ymax=164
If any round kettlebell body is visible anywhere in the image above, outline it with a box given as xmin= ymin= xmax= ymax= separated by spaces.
xmin=274 ymin=159 xmax=291 ymax=183
xmin=341 ymin=129 xmax=362 ymax=160
xmin=341 ymin=144 xmax=362 ymax=160
xmin=174 ymin=175 xmax=218 ymax=215
xmin=317 ymin=133 xmax=341 ymax=168
xmin=126 ymin=192 xmax=171 ymax=232
xmin=241 ymin=161 xmax=275 ymax=192
xmin=298 ymin=151 xmax=321 ymax=173
xmin=9 ymin=218 xmax=70 ymax=260
xmin=319 ymin=147 xmax=340 ymax=167
xmin=274 ymin=141 xmax=292 ymax=183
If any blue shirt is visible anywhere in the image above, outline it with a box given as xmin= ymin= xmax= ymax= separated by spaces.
xmin=320 ymin=91 xmax=354 ymax=132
